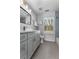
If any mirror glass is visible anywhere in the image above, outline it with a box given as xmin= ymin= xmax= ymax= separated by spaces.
xmin=20 ymin=7 xmax=31 ymax=25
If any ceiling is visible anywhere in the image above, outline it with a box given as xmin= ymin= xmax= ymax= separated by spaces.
xmin=27 ymin=0 xmax=59 ymax=14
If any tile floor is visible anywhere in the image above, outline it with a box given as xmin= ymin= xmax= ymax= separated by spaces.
xmin=32 ymin=41 xmax=59 ymax=59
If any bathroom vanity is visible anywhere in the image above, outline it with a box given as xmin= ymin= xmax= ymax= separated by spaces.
xmin=20 ymin=30 xmax=40 ymax=59
xmin=20 ymin=5 xmax=41 ymax=59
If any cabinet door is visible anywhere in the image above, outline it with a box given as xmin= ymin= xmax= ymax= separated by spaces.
xmin=20 ymin=42 xmax=26 ymax=59
xmin=36 ymin=33 xmax=40 ymax=42
xmin=33 ymin=33 xmax=40 ymax=52
xmin=28 ymin=38 xmax=33 ymax=59
xmin=28 ymin=33 xmax=34 ymax=59
xmin=20 ymin=34 xmax=28 ymax=59
xmin=20 ymin=43 xmax=27 ymax=59
xmin=20 ymin=34 xmax=26 ymax=43
xmin=34 ymin=33 xmax=40 ymax=46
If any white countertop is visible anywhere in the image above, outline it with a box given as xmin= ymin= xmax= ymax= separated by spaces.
xmin=20 ymin=29 xmax=40 ymax=34
xmin=20 ymin=29 xmax=35 ymax=33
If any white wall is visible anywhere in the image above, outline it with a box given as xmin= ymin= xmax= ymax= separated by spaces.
xmin=27 ymin=5 xmax=38 ymax=30
xmin=30 ymin=11 xmax=37 ymax=25
xmin=27 ymin=3 xmax=38 ymax=26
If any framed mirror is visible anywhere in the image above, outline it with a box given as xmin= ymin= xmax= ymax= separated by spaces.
xmin=20 ymin=6 xmax=31 ymax=25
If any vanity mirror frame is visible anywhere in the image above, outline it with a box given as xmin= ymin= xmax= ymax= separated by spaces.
xmin=20 ymin=6 xmax=31 ymax=25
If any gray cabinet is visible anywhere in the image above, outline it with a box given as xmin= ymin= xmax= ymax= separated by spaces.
xmin=20 ymin=33 xmax=28 ymax=59
xmin=28 ymin=32 xmax=34 ymax=59
xmin=33 ymin=32 xmax=40 ymax=52
xmin=35 ymin=32 xmax=40 ymax=43
xmin=28 ymin=32 xmax=40 ymax=59
xmin=20 ymin=32 xmax=40 ymax=59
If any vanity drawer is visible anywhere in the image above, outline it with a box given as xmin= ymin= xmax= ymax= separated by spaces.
xmin=20 ymin=34 xmax=25 ymax=40
xmin=28 ymin=33 xmax=34 ymax=38
xmin=20 ymin=34 xmax=27 ymax=43
xmin=20 ymin=56 xmax=26 ymax=59
xmin=20 ymin=42 xmax=26 ymax=56
xmin=20 ymin=42 xmax=27 ymax=59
